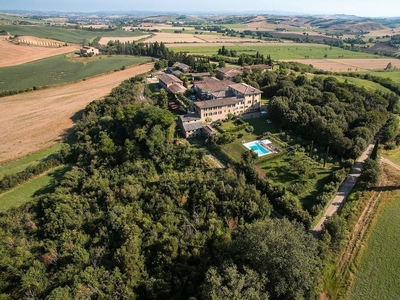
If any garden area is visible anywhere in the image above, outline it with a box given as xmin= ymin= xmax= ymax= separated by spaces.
xmin=209 ymin=115 xmax=347 ymax=221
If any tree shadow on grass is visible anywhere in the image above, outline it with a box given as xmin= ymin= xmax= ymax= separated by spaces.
xmin=32 ymin=165 xmax=72 ymax=197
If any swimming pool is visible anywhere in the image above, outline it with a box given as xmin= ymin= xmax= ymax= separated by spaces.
xmin=243 ymin=141 xmax=270 ymax=156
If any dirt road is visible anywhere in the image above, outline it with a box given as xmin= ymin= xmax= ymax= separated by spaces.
xmin=381 ymin=157 xmax=400 ymax=171
xmin=0 ymin=62 xmax=154 ymax=164
xmin=311 ymin=142 xmax=376 ymax=235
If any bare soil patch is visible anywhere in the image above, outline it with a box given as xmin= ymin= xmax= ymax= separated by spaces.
xmin=280 ymin=58 xmax=400 ymax=71
xmin=0 ymin=38 xmax=78 ymax=67
xmin=0 ymin=62 xmax=154 ymax=164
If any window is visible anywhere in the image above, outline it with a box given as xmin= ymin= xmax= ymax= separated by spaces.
xmin=247 ymin=100 xmax=252 ymax=104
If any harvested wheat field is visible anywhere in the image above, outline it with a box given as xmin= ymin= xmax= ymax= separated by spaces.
xmin=0 ymin=38 xmax=78 ymax=67
xmin=280 ymin=58 xmax=400 ymax=72
xmin=99 ymin=32 xmax=268 ymax=45
xmin=98 ymin=35 xmax=152 ymax=44
xmin=0 ymin=62 xmax=154 ymax=164
xmin=13 ymin=35 xmax=66 ymax=47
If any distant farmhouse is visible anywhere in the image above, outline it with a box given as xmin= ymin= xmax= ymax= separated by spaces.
xmin=80 ymin=46 xmax=99 ymax=56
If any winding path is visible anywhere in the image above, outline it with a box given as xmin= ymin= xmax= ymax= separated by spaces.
xmin=311 ymin=142 xmax=376 ymax=235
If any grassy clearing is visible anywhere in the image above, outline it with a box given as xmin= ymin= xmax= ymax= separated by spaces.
xmin=0 ymin=25 xmax=146 ymax=44
xmin=369 ymin=70 xmax=400 ymax=82
xmin=333 ymin=76 xmax=393 ymax=93
xmin=0 ymin=165 xmax=70 ymax=212
xmin=0 ymin=144 xmax=61 ymax=177
xmin=171 ymin=44 xmax=381 ymax=59
xmin=349 ymin=197 xmax=400 ymax=299
xmin=0 ymin=54 xmax=150 ymax=92
xmin=381 ymin=147 xmax=400 ymax=165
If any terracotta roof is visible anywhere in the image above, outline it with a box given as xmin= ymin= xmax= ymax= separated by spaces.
xmin=168 ymin=83 xmax=186 ymax=93
xmin=194 ymin=79 xmax=234 ymax=93
xmin=188 ymin=72 xmax=211 ymax=77
xmin=217 ymin=67 xmax=243 ymax=77
xmin=159 ymin=73 xmax=182 ymax=85
xmin=229 ymin=83 xmax=262 ymax=95
xmin=176 ymin=62 xmax=190 ymax=70
xmin=203 ymin=125 xmax=217 ymax=135
xmin=195 ymin=97 xmax=240 ymax=109
xmin=211 ymin=90 xmax=236 ymax=99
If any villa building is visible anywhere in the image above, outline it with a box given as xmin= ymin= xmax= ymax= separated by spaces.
xmin=179 ymin=77 xmax=262 ymax=138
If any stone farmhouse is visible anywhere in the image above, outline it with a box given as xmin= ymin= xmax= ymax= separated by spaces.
xmin=158 ymin=73 xmax=187 ymax=94
xmin=178 ymin=77 xmax=262 ymax=138
xmin=80 ymin=46 xmax=99 ymax=56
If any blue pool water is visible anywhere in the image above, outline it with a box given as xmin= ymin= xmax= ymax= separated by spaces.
xmin=243 ymin=141 xmax=270 ymax=156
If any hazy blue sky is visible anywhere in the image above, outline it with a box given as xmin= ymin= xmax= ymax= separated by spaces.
xmin=0 ymin=0 xmax=399 ymax=17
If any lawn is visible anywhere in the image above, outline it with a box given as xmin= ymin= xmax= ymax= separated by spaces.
xmin=349 ymin=197 xmax=400 ymax=300
xmin=0 ymin=165 xmax=70 ymax=212
xmin=0 ymin=144 xmax=60 ymax=177
xmin=0 ymin=25 xmax=146 ymax=44
xmin=0 ymin=54 xmax=150 ymax=92
xmin=219 ymin=117 xmax=280 ymax=161
xmin=171 ymin=44 xmax=381 ymax=60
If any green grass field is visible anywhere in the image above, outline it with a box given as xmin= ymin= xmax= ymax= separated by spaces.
xmin=0 ymin=165 xmax=70 ymax=212
xmin=0 ymin=25 xmax=145 ymax=44
xmin=349 ymin=197 xmax=400 ymax=299
xmin=0 ymin=54 xmax=150 ymax=92
xmin=369 ymin=70 xmax=400 ymax=82
xmin=0 ymin=14 xmax=44 ymax=24
xmin=171 ymin=44 xmax=381 ymax=60
xmin=0 ymin=145 xmax=61 ymax=178
xmin=333 ymin=76 xmax=393 ymax=93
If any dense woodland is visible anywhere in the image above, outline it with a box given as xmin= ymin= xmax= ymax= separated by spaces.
xmin=0 ymin=53 xmax=399 ymax=299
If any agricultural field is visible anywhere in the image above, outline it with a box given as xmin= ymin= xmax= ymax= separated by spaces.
xmin=0 ymin=38 xmax=78 ymax=67
xmin=0 ymin=24 xmax=146 ymax=44
xmin=0 ymin=165 xmax=70 ymax=212
xmin=0 ymin=62 xmax=154 ymax=163
xmin=349 ymin=195 xmax=400 ymax=299
xmin=100 ymin=31 xmax=267 ymax=45
xmin=0 ymin=54 xmax=150 ymax=92
xmin=169 ymin=44 xmax=381 ymax=60
xmin=281 ymin=58 xmax=400 ymax=71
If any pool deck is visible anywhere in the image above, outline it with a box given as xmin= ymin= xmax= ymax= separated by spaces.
xmin=242 ymin=140 xmax=279 ymax=157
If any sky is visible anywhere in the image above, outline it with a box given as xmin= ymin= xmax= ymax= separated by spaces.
xmin=0 ymin=0 xmax=400 ymax=17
